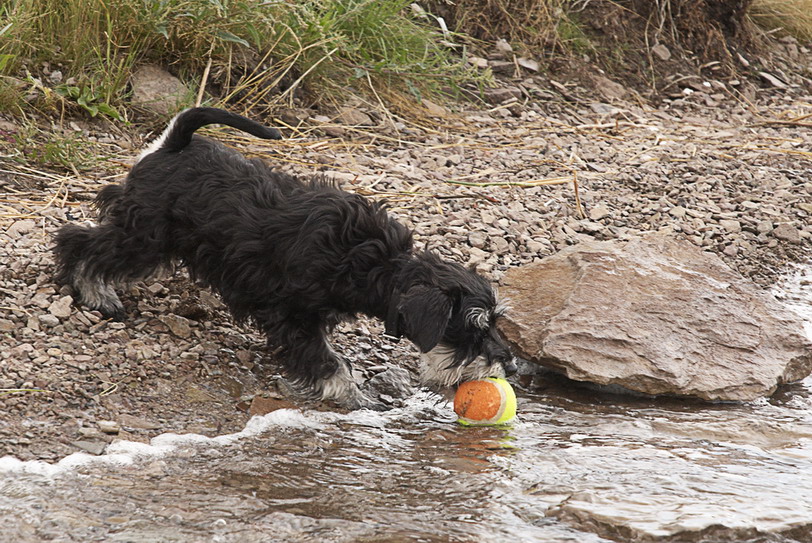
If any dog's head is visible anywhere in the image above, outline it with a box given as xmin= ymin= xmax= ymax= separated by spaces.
xmin=388 ymin=251 xmax=517 ymax=388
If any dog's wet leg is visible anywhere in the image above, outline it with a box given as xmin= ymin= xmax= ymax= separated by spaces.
xmin=264 ymin=319 xmax=384 ymax=410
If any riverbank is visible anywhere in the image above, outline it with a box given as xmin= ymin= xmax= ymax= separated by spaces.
xmin=1 ymin=78 xmax=810 ymax=461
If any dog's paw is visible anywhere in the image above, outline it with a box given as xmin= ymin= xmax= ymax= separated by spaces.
xmin=99 ymin=302 xmax=126 ymax=322
xmin=71 ymin=280 xmax=126 ymax=321
xmin=276 ymin=376 xmax=319 ymax=402
xmin=321 ymin=386 xmax=392 ymax=412
xmin=79 ymin=296 xmax=125 ymax=322
xmin=276 ymin=372 xmax=393 ymax=412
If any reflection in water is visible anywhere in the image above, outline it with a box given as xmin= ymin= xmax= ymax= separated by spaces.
xmin=0 ymin=265 xmax=810 ymax=542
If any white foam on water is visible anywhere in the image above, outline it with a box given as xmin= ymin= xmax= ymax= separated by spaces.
xmin=0 ymin=408 xmax=332 ymax=476
xmin=0 ymin=390 xmax=450 ymax=477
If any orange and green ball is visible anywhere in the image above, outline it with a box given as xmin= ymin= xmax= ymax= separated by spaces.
xmin=453 ymin=377 xmax=517 ymax=426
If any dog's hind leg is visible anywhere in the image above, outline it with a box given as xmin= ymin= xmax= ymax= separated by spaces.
xmin=54 ymin=223 xmax=163 ymax=320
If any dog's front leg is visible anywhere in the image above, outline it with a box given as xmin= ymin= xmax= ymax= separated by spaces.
xmin=264 ymin=319 xmax=385 ymax=410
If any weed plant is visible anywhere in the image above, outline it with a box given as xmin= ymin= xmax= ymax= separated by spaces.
xmin=0 ymin=0 xmax=482 ymax=119
xmin=2 ymin=0 xmax=806 ymax=123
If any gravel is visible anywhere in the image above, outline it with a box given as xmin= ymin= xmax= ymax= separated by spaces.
xmin=1 ymin=80 xmax=810 ymax=461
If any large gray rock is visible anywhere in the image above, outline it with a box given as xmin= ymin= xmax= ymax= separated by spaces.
xmin=498 ymin=233 xmax=812 ymax=401
xmin=130 ymin=64 xmax=191 ymax=116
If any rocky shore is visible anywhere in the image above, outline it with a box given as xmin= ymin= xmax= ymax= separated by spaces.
xmin=1 ymin=80 xmax=810 ymax=461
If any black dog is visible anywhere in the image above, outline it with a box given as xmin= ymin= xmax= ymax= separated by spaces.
xmin=54 ymin=107 xmax=516 ymax=409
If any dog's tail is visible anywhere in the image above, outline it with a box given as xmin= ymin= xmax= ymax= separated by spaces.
xmin=138 ymin=107 xmax=281 ymax=161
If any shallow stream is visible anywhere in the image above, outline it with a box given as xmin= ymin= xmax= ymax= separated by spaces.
xmin=1 ymin=264 xmax=810 ymax=543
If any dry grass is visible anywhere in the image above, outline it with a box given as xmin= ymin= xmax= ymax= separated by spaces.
xmin=425 ymin=0 xmax=570 ymax=54
xmin=0 ymin=105 xmax=595 ymax=231
xmin=749 ymin=0 xmax=812 ymax=41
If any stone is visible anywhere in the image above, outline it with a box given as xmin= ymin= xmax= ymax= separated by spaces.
xmin=488 ymin=61 xmax=515 ymax=75
xmin=494 ymin=38 xmax=513 ymax=55
xmin=483 ymin=87 xmax=522 ymax=105
xmin=759 ymin=71 xmax=787 ymax=89
xmin=130 ymin=65 xmax=191 ymax=116
xmin=720 ymin=219 xmax=742 ymax=233
xmin=159 ymin=314 xmax=192 ymax=338
xmin=31 ymin=288 xmax=55 ymax=308
xmin=468 ymin=232 xmax=488 ymax=249
xmin=773 ymin=223 xmax=801 ymax=244
xmin=322 ymin=125 xmax=346 ymax=138
xmin=78 ymin=427 xmax=105 ymax=439
xmin=147 ymin=282 xmax=165 ymax=295
xmin=578 ymin=220 xmax=604 ymax=234
xmin=119 ymin=414 xmax=161 ymax=430
xmin=498 ymin=233 xmax=812 ymax=401
xmin=185 ymin=384 xmax=216 ymax=403
xmin=526 ymin=239 xmax=548 ymax=254
xmin=589 ymin=203 xmax=611 ymax=221
xmin=198 ymin=291 xmax=224 ymax=310
xmin=278 ymin=108 xmax=310 ymax=126
xmin=38 ymin=314 xmax=60 ymax=328
xmin=364 ymin=367 xmax=414 ymax=399
xmin=72 ymin=440 xmax=107 ymax=455
xmin=757 ymin=220 xmax=774 ymax=234
xmin=517 ymin=57 xmax=540 ymax=72
xmin=6 ymin=219 xmax=36 ymax=238
xmin=467 ymin=56 xmax=489 ymax=69
xmin=492 ymin=237 xmax=510 ymax=253
xmin=422 ymin=99 xmax=449 ymax=117
xmin=97 ymin=420 xmax=121 ymax=434
xmin=590 ymin=75 xmax=628 ymax=102
xmin=335 ymin=107 xmax=373 ymax=126
xmin=590 ymin=102 xmax=617 ymax=116
xmin=248 ymin=395 xmax=296 ymax=417
xmin=0 ymin=119 xmax=17 ymax=133
xmin=652 ymin=43 xmax=671 ymax=61
xmin=48 ymin=295 xmax=73 ymax=319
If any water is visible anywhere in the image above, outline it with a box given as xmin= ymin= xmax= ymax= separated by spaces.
xmin=1 ymin=265 xmax=810 ymax=543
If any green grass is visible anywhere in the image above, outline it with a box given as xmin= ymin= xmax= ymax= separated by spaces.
xmin=2 ymin=0 xmax=809 ymax=125
xmin=1 ymin=119 xmax=102 ymax=172
xmin=556 ymin=11 xmax=594 ymax=57
xmin=0 ymin=0 xmax=483 ymax=120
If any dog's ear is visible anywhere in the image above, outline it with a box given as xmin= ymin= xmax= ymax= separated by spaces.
xmin=398 ymin=285 xmax=452 ymax=352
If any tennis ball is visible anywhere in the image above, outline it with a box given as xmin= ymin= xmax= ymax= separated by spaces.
xmin=454 ymin=377 xmax=517 ymax=426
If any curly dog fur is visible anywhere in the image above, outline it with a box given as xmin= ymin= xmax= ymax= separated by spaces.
xmin=54 ymin=107 xmax=516 ymax=409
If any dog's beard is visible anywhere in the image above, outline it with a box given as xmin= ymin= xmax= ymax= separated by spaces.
xmin=418 ymin=346 xmax=510 ymax=388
